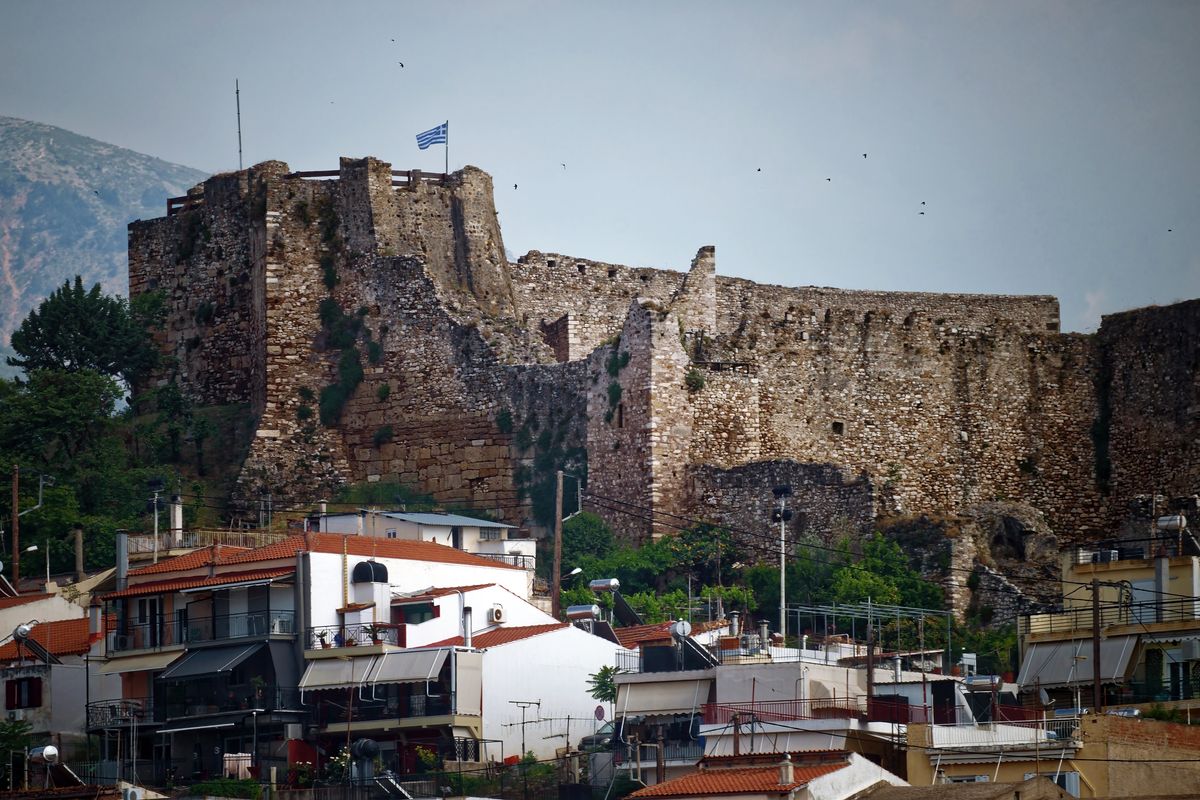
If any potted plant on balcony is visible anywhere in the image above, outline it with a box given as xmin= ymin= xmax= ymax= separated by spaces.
xmin=364 ymin=624 xmax=384 ymax=645
xmin=250 ymin=674 xmax=266 ymax=703
xmin=316 ymin=630 xmax=330 ymax=649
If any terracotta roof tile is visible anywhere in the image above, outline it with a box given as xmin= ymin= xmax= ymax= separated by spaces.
xmin=127 ymin=546 xmax=230 ymax=576
xmin=627 ymin=763 xmax=846 ymax=798
xmin=425 ymin=623 xmax=567 ymax=648
xmin=0 ymin=593 xmax=55 ymax=610
xmin=0 ymin=615 xmax=111 ymax=660
xmin=614 ymin=622 xmax=673 ymax=649
xmin=103 ymin=568 xmax=295 ymax=599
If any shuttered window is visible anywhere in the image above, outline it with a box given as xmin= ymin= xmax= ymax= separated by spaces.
xmin=5 ymin=677 xmax=43 ymax=709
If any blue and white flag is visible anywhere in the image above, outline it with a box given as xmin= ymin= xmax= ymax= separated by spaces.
xmin=416 ymin=122 xmax=448 ymax=150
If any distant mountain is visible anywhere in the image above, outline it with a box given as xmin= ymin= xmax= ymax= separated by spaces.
xmin=0 ymin=116 xmax=208 ymax=375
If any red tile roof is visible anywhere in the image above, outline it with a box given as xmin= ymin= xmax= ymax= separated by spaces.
xmin=0 ymin=593 xmax=55 ymax=610
xmin=627 ymin=762 xmax=847 ymax=798
xmin=614 ymin=619 xmax=727 ymax=649
xmin=126 ymin=534 xmax=521 ymax=582
xmin=103 ymin=568 xmax=295 ymax=599
xmin=426 ymin=623 xmax=567 ymax=648
xmin=0 ymin=615 xmax=111 ymax=660
xmin=393 ymin=584 xmax=495 ymax=603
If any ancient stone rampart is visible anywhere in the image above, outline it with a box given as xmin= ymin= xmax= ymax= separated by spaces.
xmin=129 ymin=157 xmax=1197 ymax=553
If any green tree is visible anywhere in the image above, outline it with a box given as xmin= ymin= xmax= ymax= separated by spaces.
xmin=561 ymin=512 xmax=615 ymax=570
xmin=7 ymin=278 xmax=159 ymax=385
xmin=0 ymin=719 xmax=32 ymax=787
xmin=0 ymin=370 xmax=122 ymax=467
xmin=586 ymin=665 xmax=624 ymax=704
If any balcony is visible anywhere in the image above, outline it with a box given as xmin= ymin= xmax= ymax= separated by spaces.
xmin=618 ymin=741 xmax=705 ymax=767
xmin=1021 ymin=598 xmax=1200 ymax=638
xmin=158 ymin=684 xmax=302 ymax=720
xmin=311 ymin=693 xmax=456 ymax=727
xmin=701 ymin=697 xmax=868 ymax=725
xmin=108 ymin=611 xmax=296 ymax=653
xmin=127 ymin=528 xmax=291 ymax=560
xmin=307 ymin=622 xmax=403 ymax=650
xmin=473 ymin=552 xmax=536 ymax=570
xmin=925 ymin=717 xmax=1081 ymax=750
xmin=86 ymin=697 xmax=156 ymax=729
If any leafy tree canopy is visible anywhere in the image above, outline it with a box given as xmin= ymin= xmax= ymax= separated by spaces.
xmin=7 ymin=277 xmax=160 ymax=384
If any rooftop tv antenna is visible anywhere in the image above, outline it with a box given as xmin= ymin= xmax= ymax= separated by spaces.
xmin=236 ymin=79 xmax=243 ymax=171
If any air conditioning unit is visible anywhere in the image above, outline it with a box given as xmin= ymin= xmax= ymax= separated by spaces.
xmin=123 ymin=788 xmax=144 ymax=800
xmin=284 ymin=723 xmax=303 ymax=741
xmin=7 ymin=710 xmax=25 ymax=721
xmin=1184 ymin=640 xmax=1200 ymax=661
xmin=488 ymin=605 xmax=506 ymax=624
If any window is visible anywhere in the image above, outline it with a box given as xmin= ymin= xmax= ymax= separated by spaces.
xmin=6 ymin=677 xmax=42 ymax=709
xmin=946 ymin=775 xmax=987 ymax=783
xmin=479 ymin=528 xmax=502 ymax=541
xmin=386 ymin=528 xmax=398 ymax=539
xmin=400 ymin=604 xmax=435 ymax=625
xmin=831 ymin=421 xmax=845 ymax=435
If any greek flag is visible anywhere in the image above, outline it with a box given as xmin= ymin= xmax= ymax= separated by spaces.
xmin=416 ymin=122 xmax=448 ymax=150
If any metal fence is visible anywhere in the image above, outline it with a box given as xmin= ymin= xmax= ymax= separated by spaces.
xmin=1021 ymin=597 xmax=1200 ymax=636
xmin=307 ymin=622 xmax=402 ymax=649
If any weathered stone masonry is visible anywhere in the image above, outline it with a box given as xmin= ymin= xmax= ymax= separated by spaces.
xmin=130 ymin=157 xmax=1199 ymax=558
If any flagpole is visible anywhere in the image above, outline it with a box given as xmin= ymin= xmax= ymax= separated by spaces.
xmin=444 ymin=120 xmax=449 ymax=175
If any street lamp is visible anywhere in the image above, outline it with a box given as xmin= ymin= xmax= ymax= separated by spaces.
xmin=771 ymin=485 xmax=793 ymax=640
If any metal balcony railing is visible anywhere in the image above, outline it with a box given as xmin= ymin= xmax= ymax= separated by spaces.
xmin=108 ymin=610 xmax=295 ymax=652
xmin=927 ymin=717 xmax=1081 ymax=749
xmin=1021 ymin=598 xmax=1200 ymax=637
xmin=307 ymin=622 xmax=402 ymax=649
xmin=702 ymin=697 xmax=869 ymax=725
xmin=86 ymin=697 xmax=156 ymax=728
xmin=158 ymin=685 xmax=302 ymax=720
xmin=313 ymin=693 xmax=456 ymax=726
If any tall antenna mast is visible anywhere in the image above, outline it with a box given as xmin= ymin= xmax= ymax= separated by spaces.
xmin=236 ymin=79 xmax=244 ymax=171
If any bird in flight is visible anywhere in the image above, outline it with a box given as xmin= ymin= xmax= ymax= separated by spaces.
xmin=561 ymin=163 xmax=566 ymax=169
xmin=921 ymin=201 xmax=926 ymax=206
xmin=757 ymin=168 xmax=762 ymax=172
xmin=862 ymin=153 xmax=867 ymax=159
xmin=513 ymin=184 xmax=518 ymax=190
xmin=919 ymin=211 xmax=925 ymax=215
xmin=398 ymin=62 xmax=404 ymax=67
xmin=1168 ymin=228 xmax=1173 ymax=232
xmin=826 ymin=178 xmax=831 ymax=182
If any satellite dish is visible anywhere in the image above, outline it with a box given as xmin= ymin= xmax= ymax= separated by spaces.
xmin=1039 ymin=688 xmax=1053 ymax=707
xmin=670 ymin=620 xmax=693 ymax=639
xmin=14 ymin=623 xmax=34 ymax=641
xmin=29 ymin=746 xmax=58 ymax=765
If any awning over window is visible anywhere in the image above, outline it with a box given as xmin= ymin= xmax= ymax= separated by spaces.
xmin=159 ymin=642 xmax=264 ymax=681
xmin=368 ymin=649 xmax=448 ymax=686
xmin=100 ymin=651 xmax=181 ymax=675
xmin=299 ymin=656 xmax=377 ymax=692
xmin=1017 ymin=636 xmax=1138 ymax=689
xmin=615 ymin=678 xmax=712 ymax=715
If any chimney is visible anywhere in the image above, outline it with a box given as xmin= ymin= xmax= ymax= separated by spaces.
xmin=319 ymin=500 xmax=328 ymax=516
xmin=759 ymin=619 xmax=770 ymax=652
xmin=463 ymin=606 xmax=473 ymax=648
xmin=169 ymin=494 xmax=183 ymax=546
xmin=779 ymin=754 xmax=794 ymax=785
xmin=115 ymin=530 xmax=129 ymax=590
xmin=357 ymin=510 xmax=365 ymax=537
xmin=88 ymin=598 xmax=102 ymax=635
xmin=74 ymin=524 xmax=85 ymax=583
xmin=730 ymin=611 xmax=740 ymax=637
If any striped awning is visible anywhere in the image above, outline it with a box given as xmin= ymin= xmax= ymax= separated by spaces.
xmin=1017 ymin=636 xmax=1138 ymax=689
xmin=299 ymin=656 xmax=377 ymax=692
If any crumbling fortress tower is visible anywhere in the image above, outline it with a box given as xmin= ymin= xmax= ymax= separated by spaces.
xmin=129 ymin=157 xmax=1200 ymax=555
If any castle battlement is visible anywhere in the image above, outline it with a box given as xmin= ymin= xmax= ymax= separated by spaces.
xmin=129 ymin=157 xmax=1198 ymax=552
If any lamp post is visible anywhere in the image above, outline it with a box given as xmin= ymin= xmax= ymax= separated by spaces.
xmin=771 ymin=486 xmax=793 ymax=640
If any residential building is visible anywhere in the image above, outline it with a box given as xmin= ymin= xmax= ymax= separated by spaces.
xmin=91 ymin=529 xmax=613 ymax=783
xmin=906 ymin=712 xmax=1200 ymax=796
xmin=859 ymin=777 xmax=1069 ymax=799
xmin=315 ymin=510 xmax=535 ymax=571
xmin=1018 ymin=536 xmax=1200 ymax=710
xmin=301 ymin=581 xmax=626 ymax=772
xmin=0 ymin=614 xmax=118 ymax=757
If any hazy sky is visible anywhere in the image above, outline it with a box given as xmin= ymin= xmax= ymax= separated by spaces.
xmin=3 ymin=1 xmax=1197 ymax=331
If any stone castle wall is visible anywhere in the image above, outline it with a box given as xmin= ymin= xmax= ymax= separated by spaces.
xmin=129 ymin=158 xmax=1197 ymax=549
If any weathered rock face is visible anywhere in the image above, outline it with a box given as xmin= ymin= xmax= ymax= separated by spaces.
xmin=128 ymin=157 xmax=1199 ymax=571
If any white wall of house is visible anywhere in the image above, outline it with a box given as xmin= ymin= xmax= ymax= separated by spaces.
xmin=399 ymin=586 xmax=557 ymax=647
xmin=306 ymin=552 xmax=530 ymax=629
xmin=700 ymin=720 xmax=850 ymax=757
xmin=804 ymin=752 xmax=907 ymax=800
xmin=479 ymin=627 xmax=626 ymax=759
xmin=0 ymin=595 xmax=83 ymax=635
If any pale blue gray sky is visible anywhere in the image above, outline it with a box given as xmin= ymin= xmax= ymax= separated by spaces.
xmin=2 ymin=1 xmax=1197 ymax=331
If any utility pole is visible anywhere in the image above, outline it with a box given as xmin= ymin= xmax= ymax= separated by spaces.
xmin=553 ymin=470 xmax=563 ymax=618
xmin=1092 ymin=578 xmax=1103 ymax=711
xmin=11 ymin=465 xmax=19 ymax=586
xmin=866 ymin=599 xmax=875 ymax=708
